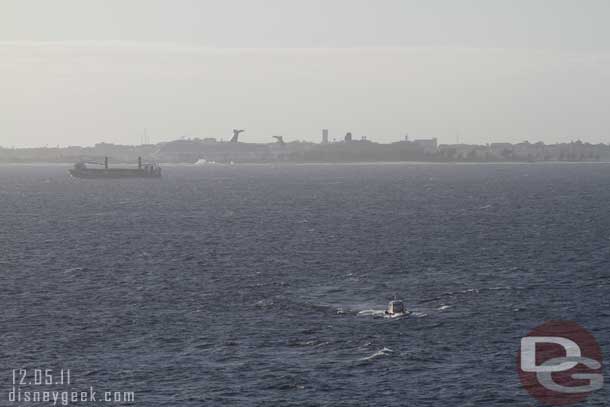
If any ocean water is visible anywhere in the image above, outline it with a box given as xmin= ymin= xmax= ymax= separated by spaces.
xmin=1 ymin=163 xmax=609 ymax=406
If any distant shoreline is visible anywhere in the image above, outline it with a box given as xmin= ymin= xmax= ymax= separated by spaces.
xmin=3 ymin=138 xmax=608 ymax=165
xmin=3 ymin=160 xmax=610 ymax=166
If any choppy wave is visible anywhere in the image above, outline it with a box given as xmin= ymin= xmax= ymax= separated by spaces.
xmin=2 ymin=164 xmax=609 ymax=406
xmin=359 ymin=347 xmax=394 ymax=361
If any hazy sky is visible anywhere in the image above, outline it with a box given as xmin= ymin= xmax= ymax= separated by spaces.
xmin=1 ymin=0 xmax=610 ymax=147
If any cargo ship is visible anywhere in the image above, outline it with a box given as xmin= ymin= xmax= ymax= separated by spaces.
xmin=69 ymin=157 xmax=162 ymax=179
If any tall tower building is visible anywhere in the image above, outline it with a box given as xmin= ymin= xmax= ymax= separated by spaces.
xmin=322 ymin=129 xmax=329 ymax=144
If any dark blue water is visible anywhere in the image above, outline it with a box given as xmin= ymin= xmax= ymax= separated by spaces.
xmin=1 ymin=163 xmax=609 ymax=406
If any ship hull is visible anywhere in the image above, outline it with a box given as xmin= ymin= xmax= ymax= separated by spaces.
xmin=69 ymin=169 xmax=162 ymax=179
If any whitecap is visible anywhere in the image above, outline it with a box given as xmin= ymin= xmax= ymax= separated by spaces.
xmin=360 ymin=347 xmax=394 ymax=361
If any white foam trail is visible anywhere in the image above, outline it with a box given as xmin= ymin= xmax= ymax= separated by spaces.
xmin=357 ymin=309 xmax=386 ymax=317
xmin=360 ymin=347 xmax=394 ymax=361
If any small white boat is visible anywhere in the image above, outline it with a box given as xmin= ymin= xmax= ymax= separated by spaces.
xmin=385 ymin=300 xmax=410 ymax=317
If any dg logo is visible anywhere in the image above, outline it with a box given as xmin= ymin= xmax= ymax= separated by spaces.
xmin=517 ymin=321 xmax=604 ymax=405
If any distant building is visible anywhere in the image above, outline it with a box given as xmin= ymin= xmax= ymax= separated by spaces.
xmin=412 ymin=138 xmax=438 ymax=153
xmin=439 ymin=144 xmax=489 ymax=160
xmin=490 ymin=143 xmax=514 ymax=159
xmin=412 ymin=138 xmax=437 ymax=148
xmin=322 ymin=129 xmax=329 ymax=144
xmin=344 ymin=132 xmax=353 ymax=142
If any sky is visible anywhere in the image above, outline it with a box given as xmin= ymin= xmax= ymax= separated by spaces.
xmin=1 ymin=0 xmax=610 ymax=147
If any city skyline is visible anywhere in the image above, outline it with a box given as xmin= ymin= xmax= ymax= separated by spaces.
xmin=5 ymin=129 xmax=610 ymax=150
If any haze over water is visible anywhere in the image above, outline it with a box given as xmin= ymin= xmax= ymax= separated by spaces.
xmin=3 ymin=1 xmax=610 ymax=405
xmin=2 ymin=0 xmax=610 ymax=147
